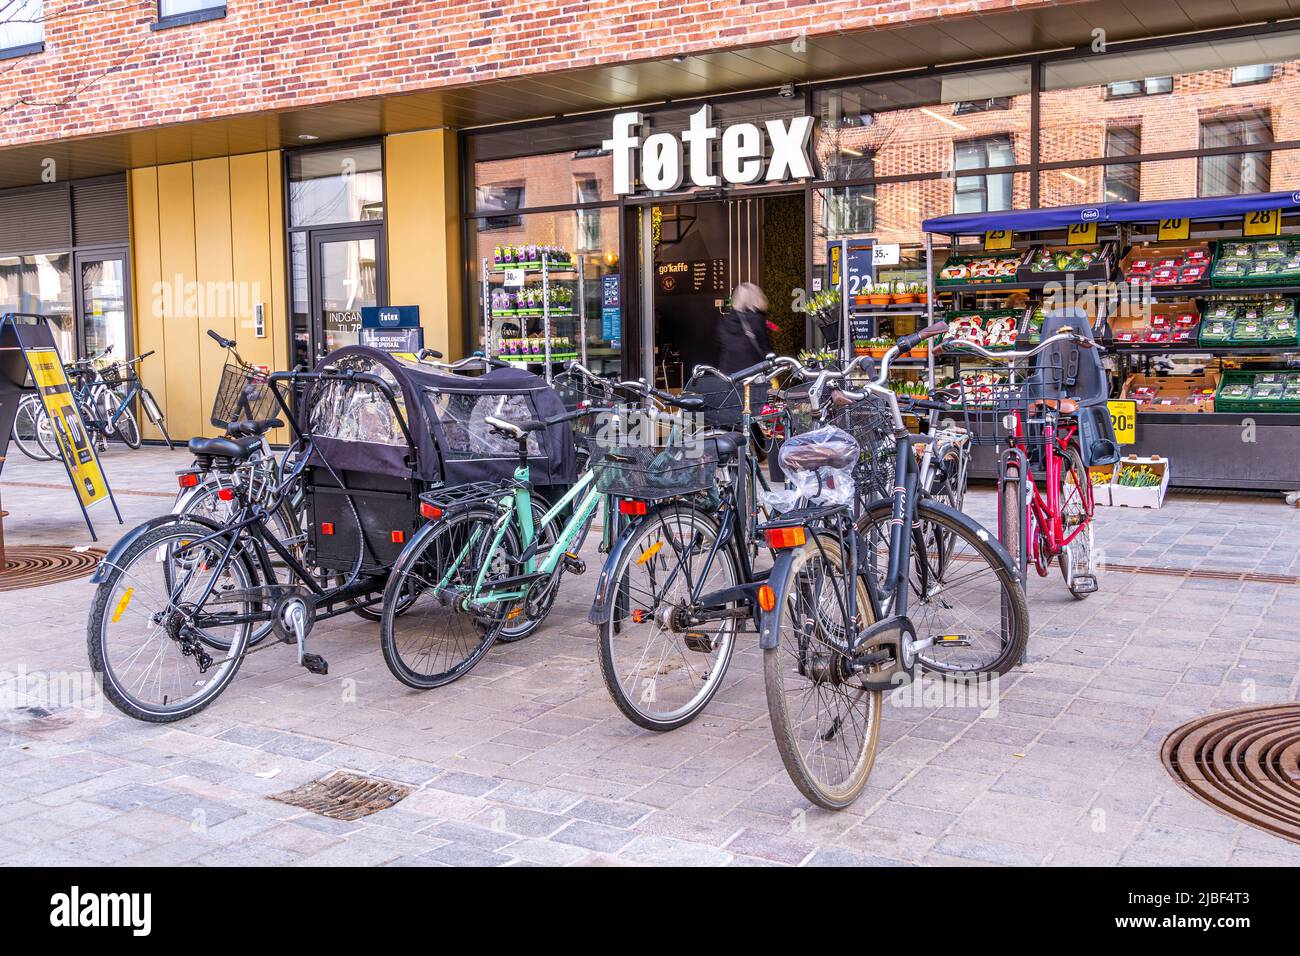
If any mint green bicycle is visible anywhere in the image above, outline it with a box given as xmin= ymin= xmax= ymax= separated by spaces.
xmin=378 ymin=372 xmax=697 ymax=688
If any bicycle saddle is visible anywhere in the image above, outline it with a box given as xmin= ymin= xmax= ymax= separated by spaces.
xmin=702 ymin=431 xmax=742 ymax=463
xmin=188 ymin=435 xmax=260 ymax=460
xmin=226 ymin=418 xmax=283 ymax=437
xmin=780 ymin=442 xmax=858 ymax=470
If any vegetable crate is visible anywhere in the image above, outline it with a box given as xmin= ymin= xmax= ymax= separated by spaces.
xmin=1109 ymin=454 xmax=1170 ymax=509
xmin=1088 ymin=465 xmax=1115 ymax=507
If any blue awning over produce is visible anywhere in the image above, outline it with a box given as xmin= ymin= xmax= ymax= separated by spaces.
xmin=922 ymin=191 xmax=1300 ymax=235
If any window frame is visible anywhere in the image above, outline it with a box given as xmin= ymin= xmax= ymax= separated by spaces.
xmin=1104 ymin=76 xmax=1174 ymax=100
xmin=152 ymin=0 xmax=227 ymax=31
xmin=0 ymin=0 xmax=44 ymax=58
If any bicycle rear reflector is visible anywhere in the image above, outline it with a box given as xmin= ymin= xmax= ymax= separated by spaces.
xmin=765 ymin=527 xmax=807 ymax=550
xmin=177 ymin=473 xmax=199 ymax=488
xmin=216 ymin=488 xmax=235 ymax=501
xmin=320 ymin=522 xmax=334 ymax=536
xmin=419 ymin=502 xmax=443 ymax=520
xmin=757 ymin=584 xmax=776 ymax=612
xmin=391 ymin=530 xmax=405 ymax=544
xmin=618 ymin=500 xmax=648 ymax=516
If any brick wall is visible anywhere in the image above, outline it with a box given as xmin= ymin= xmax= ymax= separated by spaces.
xmin=0 ymin=0 xmax=1068 ymax=149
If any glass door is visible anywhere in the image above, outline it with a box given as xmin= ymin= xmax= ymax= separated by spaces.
xmin=76 ymin=253 xmax=131 ymax=360
xmin=308 ymin=225 xmax=386 ymax=359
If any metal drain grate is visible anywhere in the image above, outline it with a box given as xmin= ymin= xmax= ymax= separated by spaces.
xmin=0 ymin=546 xmax=104 ymax=592
xmin=1161 ymin=703 xmax=1300 ymax=845
xmin=270 ymin=770 xmax=412 ymax=821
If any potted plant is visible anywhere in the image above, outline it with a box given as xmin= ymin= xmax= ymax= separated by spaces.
xmin=865 ymin=280 xmax=892 ymax=307
xmin=853 ymin=338 xmax=871 ymax=357
xmin=892 ymin=280 xmax=916 ymax=305
xmin=866 ymin=336 xmax=893 ymax=358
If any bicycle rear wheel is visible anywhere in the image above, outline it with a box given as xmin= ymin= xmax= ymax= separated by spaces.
xmin=11 ymin=397 xmax=54 ymax=461
xmin=116 ymin=405 xmax=141 ymax=448
xmin=87 ymin=521 xmax=253 ymax=722
xmin=380 ymin=506 xmax=519 ymax=689
xmin=1057 ymin=443 xmax=1097 ymax=600
xmin=764 ymin=532 xmax=881 ymax=810
xmin=859 ymin=499 xmax=1028 ymax=678
xmin=597 ymin=504 xmax=739 ymax=731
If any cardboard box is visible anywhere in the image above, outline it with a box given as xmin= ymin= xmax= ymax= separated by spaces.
xmin=1121 ymin=370 xmax=1220 ymax=413
xmin=1110 ymin=455 xmax=1170 ymax=509
xmin=1088 ymin=465 xmax=1115 ymax=506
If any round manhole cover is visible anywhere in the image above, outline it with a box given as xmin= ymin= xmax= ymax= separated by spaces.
xmin=1161 ymin=703 xmax=1300 ymax=845
xmin=0 ymin=545 xmax=103 ymax=592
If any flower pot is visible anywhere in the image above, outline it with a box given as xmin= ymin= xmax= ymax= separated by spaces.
xmin=870 ymin=347 xmax=889 ymax=359
xmin=866 ymin=294 xmax=892 ymax=307
xmin=893 ymin=294 xmax=918 ymax=305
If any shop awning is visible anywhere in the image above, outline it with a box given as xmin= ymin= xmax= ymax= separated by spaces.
xmin=924 ymin=191 xmax=1300 ymax=235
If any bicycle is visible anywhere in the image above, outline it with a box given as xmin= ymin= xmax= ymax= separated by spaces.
xmin=950 ymin=324 xmax=1116 ymax=600
xmin=86 ymin=367 xmax=413 ymax=722
xmin=378 ymin=362 xmax=635 ymax=687
xmin=589 ymin=355 xmax=804 ymax=731
xmin=756 ymin=324 xmax=1029 ymax=808
xmin=89 ymin=350 xmax=173 ymax=450
xmin=10 ymin=392 xmax=58 ymax=461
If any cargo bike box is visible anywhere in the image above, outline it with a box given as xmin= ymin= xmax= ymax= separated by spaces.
xmin=301 ymin=347 xmax=576 ymax=575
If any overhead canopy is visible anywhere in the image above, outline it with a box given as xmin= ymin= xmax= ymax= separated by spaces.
xmin=923 ymin=191 xmax=1300 ymax=235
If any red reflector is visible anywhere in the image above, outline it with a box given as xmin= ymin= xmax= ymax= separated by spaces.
xmin=177 ymin=473 xmax=199 ymax=488
xmin=757 ymin=584 xmax=776 ymax=612
xmin=618 ymin=499 xmax=648 ymax=516
xmin=320 ymin=522 xmax=334 ymax=536
xmin=216 ymin=488 xmax=234 ymax=502
xmin=765 ymin=526 xmax=807 ymax=550
xmin=391 ymin=530 xmax=405 ymax=544
xmin=419 ymin=502 xmax=443 ymax=520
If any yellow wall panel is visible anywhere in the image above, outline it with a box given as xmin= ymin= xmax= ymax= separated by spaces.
xmin=128 ymin=150 xmax=286 ymax=440
xmin=386 ymin=129 xmax=462 ymax=359
xmin=129 ymin=167 xmax=167 ymax=442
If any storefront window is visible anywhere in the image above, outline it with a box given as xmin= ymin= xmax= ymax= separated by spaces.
xmin=469 ymin=116 xmax=616 ymax=213
xmin=288 ymin=144 xmax=384 ymax=227
xmin=953 ymin=136 xmax=1015 ymax=213
xmin=1200 ymin=111 xmax=1273 ymax=195
xmin=0 ymin=253 xmax=74 ymax=356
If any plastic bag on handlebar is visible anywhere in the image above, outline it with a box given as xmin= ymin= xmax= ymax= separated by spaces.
xmin=760 ymin=425 xmax=860 ymax=513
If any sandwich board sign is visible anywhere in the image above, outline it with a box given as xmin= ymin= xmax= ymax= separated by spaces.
xmin=0 ymin=312 xmax=122 ymax=540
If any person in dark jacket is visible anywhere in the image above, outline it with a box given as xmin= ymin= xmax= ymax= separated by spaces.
xmin=717 ymin=282 xmax=773 ymax=373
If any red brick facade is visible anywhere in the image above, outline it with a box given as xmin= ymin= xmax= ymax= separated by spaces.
xmin=0 ymin=0 xmax=1072 ymax=148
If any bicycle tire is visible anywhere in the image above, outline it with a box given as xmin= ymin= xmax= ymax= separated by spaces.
xmin=999 ymin=461 xmax=1025 ymax=580
xmin=596 ymin=503 xmax=740 ymax=732
xmin=764 ymin=532 xmax=881 ymax=810
xmin=11 ymin=397 xmax=52 ymax=461
xmin=1057 ymin=443 xmax=1096 ymax=601
xmin=87 ymin=520 xmax=253 ymax=722
xmin=117 ymin=406 xmax=141 ymax=448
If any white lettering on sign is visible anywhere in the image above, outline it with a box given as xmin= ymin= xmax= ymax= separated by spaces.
xmin=603 ymin=106 xmax=816 ymax=195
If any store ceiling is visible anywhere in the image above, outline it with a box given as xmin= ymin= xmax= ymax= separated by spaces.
xmin=0 ymin=0 xmax=1297 ymax=189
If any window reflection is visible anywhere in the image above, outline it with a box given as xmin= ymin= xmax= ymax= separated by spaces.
xmin=288 ymin=145 xmax=384 ymax=227
xmin=0 ymin=253 xmax=75 ymax=357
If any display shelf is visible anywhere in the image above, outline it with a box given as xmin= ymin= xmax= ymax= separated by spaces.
xmin=497 ymin=353 xmax=578 ymax=364
xmin=1142 ymin=283 xmax=1300 ymax=298
xmin=1109 ymin=345 xmax=1300 ymax=356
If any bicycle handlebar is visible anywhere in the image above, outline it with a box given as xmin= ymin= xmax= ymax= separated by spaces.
xmin=207 ymin=329 xmax=236 ymax=349
xmin=939 ymin=329 xmax=1096 ymax=362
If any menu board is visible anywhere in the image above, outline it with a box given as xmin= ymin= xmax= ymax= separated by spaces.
xmin=656 ymin=258 xmax=727 ymax=296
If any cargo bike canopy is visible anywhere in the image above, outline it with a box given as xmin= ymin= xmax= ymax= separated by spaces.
xmin=301 ymin=346 xmax=577 ymax=487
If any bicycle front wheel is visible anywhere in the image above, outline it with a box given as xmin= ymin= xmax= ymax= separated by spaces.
xmin=859 ymin=498 xmax=1029 ymax=678
xmin=764 ymin=532 xmax=881 ymax=810
xmin=12 ymin=398 xmax=53 ymax=460
xmin=87 ymin=521 xmax=253 ymax=722
xmin=117 ymin=406 xmax=141 ymax=448
xmin=380 ymin=506 xmax=519 ymax=689
xmin=597 ymin=504 xmax=740 ymax=731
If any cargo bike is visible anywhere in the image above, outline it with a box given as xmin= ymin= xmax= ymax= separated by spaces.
xmin=86 ymin=346 xmax=577 ymax=722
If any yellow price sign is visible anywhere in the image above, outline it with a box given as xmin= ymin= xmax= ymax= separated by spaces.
xmin=1066 ymin=222 xmax=1097 ymax=246
xmin=1243 ymin=208 xmax=1282 ymax=237
xmin=1157 ymin=218 xmax=1190 ymax=241
xmin=984 ymin=229 xmax=1013 ymax=251
xmin=1107 ymin=400 xmax=1136 ymax=446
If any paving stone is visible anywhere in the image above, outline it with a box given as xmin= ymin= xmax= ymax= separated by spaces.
xmin=552 ymin=819 xmax=636 ymax=853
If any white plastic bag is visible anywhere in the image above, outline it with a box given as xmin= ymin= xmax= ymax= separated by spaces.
xmin=761 ymin=425 xmax=860 ymax=512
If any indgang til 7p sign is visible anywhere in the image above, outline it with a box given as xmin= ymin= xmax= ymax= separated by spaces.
xmin=603 ymin=105 xmax=816 ymax=196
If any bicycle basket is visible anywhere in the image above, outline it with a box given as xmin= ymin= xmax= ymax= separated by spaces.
xmin=211 ymin=361 xmax=275 ymax=430
xmin=593 ymin=440 xmax=717 ymax=500
xmin=99 ymin=363 xmax=134 ymax=390
xmin=956 ymin=352 xmax=1066 ymax=448
xmin=780 ymin=390 xmax=897 ymax=500
xmin=551 ymin=369 xmax=617 ymax=457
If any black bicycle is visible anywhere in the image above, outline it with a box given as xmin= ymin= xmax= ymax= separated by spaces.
xmin=757 ymin=323 xmax=1029 ymax=809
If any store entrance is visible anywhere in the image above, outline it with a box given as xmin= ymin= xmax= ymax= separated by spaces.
xmin=638 ymin=192 xmax=805 ymax=387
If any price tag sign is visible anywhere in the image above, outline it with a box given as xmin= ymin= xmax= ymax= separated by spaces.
xmin=1243 ymin=209 xmax=1282 ymax=237
xmin=1157 ymin=218 xmax=1190 ymax=241
xmin=1066 ymin=222 xmax=1097 ymax=246
xmin=1107 ymin=399 xmax=1136 ymax=445
xmin=503 ymin=268 xmax=526 ymax=288
xmin=984 ymin=230 xmax=1013 ymax=251
xmin=872 ymin=243 xmax=901 ymax=266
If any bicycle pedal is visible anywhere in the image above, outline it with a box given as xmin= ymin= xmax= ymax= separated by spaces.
xmin=563 ymin=552 xmax=586 ymax=575
xmin=934 ymin=633 xmax=971 ymax=648
xmin=682 ymin=632 xmax=715 ymax=653
xmin=301 ymin=653 xmax=329 ymax=675
xmin=1071 ymin=574 xmax=1098 ymax=593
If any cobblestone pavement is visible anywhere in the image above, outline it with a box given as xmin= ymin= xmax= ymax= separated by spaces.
xmin=2 ymin=446 xmax=1299 ymax=867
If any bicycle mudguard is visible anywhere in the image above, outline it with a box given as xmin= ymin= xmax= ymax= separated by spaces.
xmin=89 ymin=513 xmax=233 ymax=584
xmin=757 ymin=547 xmax=800 ymax=649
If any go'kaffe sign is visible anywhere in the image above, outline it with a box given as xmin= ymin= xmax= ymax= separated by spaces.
xmin=603 ymin=105 xmax=816 ymax=195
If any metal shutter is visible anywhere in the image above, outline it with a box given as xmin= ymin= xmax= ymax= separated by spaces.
xmin=72 ymin=178 xmax=128 ymax=246
xmin=0 ymin=185 xmax=71 ymax=253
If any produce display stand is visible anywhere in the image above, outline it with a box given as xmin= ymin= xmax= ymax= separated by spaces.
xmin=481 ymin=250 xmax=586 ymax=383
xmin=923 ymin=193 xmax=1300 ymax=491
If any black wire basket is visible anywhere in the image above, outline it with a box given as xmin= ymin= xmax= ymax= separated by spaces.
xmin=211 ymin=361 xmax=275 ymax=430
xmin=955 ymin=353 xmax=1067 ymax=449
xmin=783 ymin=391 xmax=899 ymax=502
xmin=98 ymin=362 xmax=135 ymax=390
xmin=593 ymin=441 xmax=718 ymax=501
xmin=551 ymin=369 xmax=618 ymax=458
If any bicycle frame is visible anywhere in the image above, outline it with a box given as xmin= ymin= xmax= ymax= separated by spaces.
xmin=999 ymin=410 xmax=1091 ymax=575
